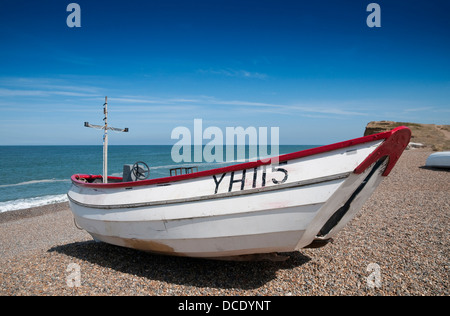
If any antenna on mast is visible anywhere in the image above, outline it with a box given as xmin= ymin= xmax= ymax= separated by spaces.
xmin=84 ymin=96 xmax=129 ymax=183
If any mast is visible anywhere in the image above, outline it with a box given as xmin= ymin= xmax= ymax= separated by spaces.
xmin=84 ymin=96 xmax=129 ymax=183
xmin=103 ymin=97 xmax=108 ymax=184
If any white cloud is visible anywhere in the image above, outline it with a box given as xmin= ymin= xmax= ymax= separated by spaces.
xmin=0 ymin=75 xmax=369 ymax=119
xmin=402 ymin=106 xmax=434 ymax=113
xmin=198 ymin=68 xmax=268 ymax=79
xmin=0 ymin=88 xmax=99 ymax=97
xmin=0 ymin=88 xmax=47 ymax=97
xmin=187 ymin=96 xmax=368 ymax=116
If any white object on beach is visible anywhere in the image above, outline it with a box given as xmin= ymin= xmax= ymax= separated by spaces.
xmin=407 ymin=142 xmax=425 ymax=149
xmin=425 ymin=151 xmax=450 ymax=168
xmin=67 ymin=127 xmax=411 ymax=259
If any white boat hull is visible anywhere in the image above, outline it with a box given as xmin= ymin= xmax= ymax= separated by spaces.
xmin=68 ymin=127 xmax=411 ymax=259
xmin=425 ymin=151 xmax=450 ymax=168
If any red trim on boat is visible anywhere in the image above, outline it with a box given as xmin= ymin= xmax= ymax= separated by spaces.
xmin=70 ymin=126 xmax=411 ymax=188
xmin=354 ymin=126 xmax=411 ymax=176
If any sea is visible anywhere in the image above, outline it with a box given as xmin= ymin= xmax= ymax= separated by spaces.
xmin=0 ymin=145 xmax=316 ymax=213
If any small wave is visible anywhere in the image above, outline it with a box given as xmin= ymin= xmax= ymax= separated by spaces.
xmin=0 ymin=179 xmax=70 ymax=189
xmin=0 ymin=194 xmax=69 ymax=213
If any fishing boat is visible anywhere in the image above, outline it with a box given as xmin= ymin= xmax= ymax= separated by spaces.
xmin=425 ymin=151 xmax=450 ymax=169
xmin=67 ymin=126 xmax=411 ymax=259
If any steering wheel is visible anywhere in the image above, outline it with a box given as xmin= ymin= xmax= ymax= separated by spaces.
xmin=131 ymin=161 xmax=150 ymax=180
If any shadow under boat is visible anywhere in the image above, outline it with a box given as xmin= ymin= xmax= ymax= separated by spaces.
xmin=49 ymin=240 xmax=311 ymax=290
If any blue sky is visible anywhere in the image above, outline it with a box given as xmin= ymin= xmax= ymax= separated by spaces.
xmin=0 ymin=0 xmax=449 ymax=145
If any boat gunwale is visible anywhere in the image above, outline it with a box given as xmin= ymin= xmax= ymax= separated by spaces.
xmin=70 ymin=126 xmax=411 ymax=189
xmin=68 ymin=171 xmax=351 ymax=209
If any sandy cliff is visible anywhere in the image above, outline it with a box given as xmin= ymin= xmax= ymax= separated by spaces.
xmin=364 ymin=121 xmax=450 ymax=151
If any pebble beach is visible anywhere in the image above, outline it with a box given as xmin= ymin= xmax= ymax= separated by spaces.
xmin=0 ymin=150 xmax=448 ymax=296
